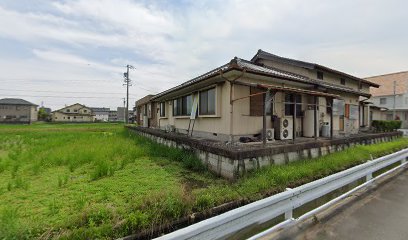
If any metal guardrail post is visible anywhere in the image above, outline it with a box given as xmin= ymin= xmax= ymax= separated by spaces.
xmin=284 ymin=188 xmax=293 ymax=220
xmin=366 ymin=173 xmax=373 ymax=181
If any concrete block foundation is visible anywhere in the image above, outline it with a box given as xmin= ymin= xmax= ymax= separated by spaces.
xmin=128 ymin=126 xmax=402 ymax=179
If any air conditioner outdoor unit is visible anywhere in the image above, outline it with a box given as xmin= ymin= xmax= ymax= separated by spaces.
xmin=274 ymin=116 xmax=293 ymax=140
xmin=266 ymin=128 xmax=275 ymax=141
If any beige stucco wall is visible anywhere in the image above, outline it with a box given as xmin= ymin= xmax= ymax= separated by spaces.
xmin=159 ymin=83 xmax=231 ymax=136
xmin=155 ymin=69 xmax=363 ymax=139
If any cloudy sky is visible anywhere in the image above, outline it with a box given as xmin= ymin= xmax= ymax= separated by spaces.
xmin=1 ymin=0 xmax=407 ymax=110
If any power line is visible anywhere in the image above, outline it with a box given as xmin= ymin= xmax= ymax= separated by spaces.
xmin=0 ymin=93 xmax=138 ymax=99
xmin=0 ymin=78 xmax=118 ymax=82
xmin=0 ymin=88 xmax=139 ymax=96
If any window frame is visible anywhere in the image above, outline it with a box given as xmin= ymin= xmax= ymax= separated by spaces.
xmin=173 ymin=94 xmax=193 ymax=117
xmin=199 ymin=87 xmax=216 ymax=116
xmin=284 ymin=93 xmax=302 ymax=116
xmin=340 ymin=78 xmax=346 ymax=85
xmin=380 ymin=98 xmax=387 ymax=105
xmin=159 ymin=102 xmax=166 ymax=117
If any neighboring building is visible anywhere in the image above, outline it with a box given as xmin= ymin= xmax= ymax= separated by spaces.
xmin=108 ymin=110 xmax=118 ymax=122
xmin=52 ymin=103 xmax=94 ymax=122
xmin=140 ymin=49 xmax=379 ymax=142
xmin=90 ymin=107 xmax=110 ymax=122
xmin=0 ymin=98 xmax=38 ymax=123
xmin=135 ymin=95 xmax=155 ymax=127
xmin=365 ymin=71 xmax=408 ymax=128
xmin=117 ymin=107 xmax=133 ymax=123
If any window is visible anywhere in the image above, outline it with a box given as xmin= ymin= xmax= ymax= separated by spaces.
xmin=199 ymin=88 xmax=216 ymax=115
xmin=285 ymin=94 xmax=302 ymax=116
xmin=67 ymin=117 xmax=71 ymax=119
xmin=143 ymin=105 xmax=148 ymax=115
xmin=74 ymin=109 xmax=78 ymax=112
xmin=173 ymin=95 xmax=193 ymax=116
xmin=181 ymin=95 xmax=192 ymax=116
xmin=317 ymin=71 xmax=324 ymax=80
xmin=84 ymin=110 xmax=87 ymax=113
xmin=380 ymin=98 xmax=387 ymax=105
xmin=359 ymin=82 xmax=363 ymax=90
xmin=173 ymin=98 xmax=182 ymax=116
xmin=250 ymin=87 xmax=272 ymax=116
xmin=160 ymin=102 xmax=166 ymax=117
xmin=66 ymin=109 xmax=70 ymax=113
xmin=340 ymin=78 xmax=346 ymax=85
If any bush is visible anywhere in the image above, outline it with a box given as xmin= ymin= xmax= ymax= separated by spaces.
xmin=372 ymin=120 xmax=401 ymax=132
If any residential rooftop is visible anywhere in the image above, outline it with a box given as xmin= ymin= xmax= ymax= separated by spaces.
xmin=0 ymin=98 xmax=37 ymax=106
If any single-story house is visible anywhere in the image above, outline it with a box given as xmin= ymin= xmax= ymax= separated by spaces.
xmin=139 ymin=50 xmax=379 ymax=142
xmin=52 ymin=103 xmax=94 ymax=122
xmin=0 ymin=98 xmax=38 ymax=123
xmin=135 ymin=95 xmax=156 ymax=127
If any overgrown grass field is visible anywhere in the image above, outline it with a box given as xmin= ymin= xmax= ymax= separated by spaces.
xmin=0 ymin=123 xmax=407 ymax=239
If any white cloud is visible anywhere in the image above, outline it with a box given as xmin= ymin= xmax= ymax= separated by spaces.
xmin=0 ymin=0 xmax=407 ymax=110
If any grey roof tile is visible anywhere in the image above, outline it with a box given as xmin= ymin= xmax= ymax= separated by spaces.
xmin=0 ymin=98 xmax=37 ymax=106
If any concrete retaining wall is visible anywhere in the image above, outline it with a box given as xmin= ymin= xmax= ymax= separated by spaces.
xmin=130 ymin=127 xmax=401 ymax=179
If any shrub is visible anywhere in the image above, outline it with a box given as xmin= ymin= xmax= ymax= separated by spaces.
xmin=372 ymin=120 xmax=401 ymax=132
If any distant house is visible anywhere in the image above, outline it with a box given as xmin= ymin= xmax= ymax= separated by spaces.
xmin=365 ymin=71 xmax=408 ymax=128
xmin=108 ymin=110 xmax=118 ymax=122
xmin=135 ymin=95 xmax=155 ymax=127
xmin=0 ymin=98 xmax=38 ymax=123
xmin=52 ymin=103 xmax=94 ymax=122
xmin=90 ymin=107 xmax=110 ymax=122
xmin=117 ymin=107 xmax=133 ymax=123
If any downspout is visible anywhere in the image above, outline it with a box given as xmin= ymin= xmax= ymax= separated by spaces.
xmin=220 ymin=69 xmax=245 ymax=143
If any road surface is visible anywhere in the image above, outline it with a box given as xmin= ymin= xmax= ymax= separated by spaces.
xmin=265 ymin=168 xmax=408 ymax=240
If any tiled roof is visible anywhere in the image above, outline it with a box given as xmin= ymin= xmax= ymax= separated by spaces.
xmin=251 ymin=49 xmax=379 ymax=87
xmin=136 ymin=95 xmax=155 ymax=107
xmin=0 ymin=98 xmax=37 ymax=106
xmin=237 ymin=58 xmax=367 ymax=96
xmin=365 ymin=71 xmax=408 ymax=96
xmin=152 ymin=56 xmax=371 ymax=100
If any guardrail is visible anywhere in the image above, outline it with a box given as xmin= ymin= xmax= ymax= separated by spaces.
xmin=155 ymin=148 xmax=408 ymax=240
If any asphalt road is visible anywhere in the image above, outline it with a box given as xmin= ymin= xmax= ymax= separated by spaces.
xmin=267 ymin=168 xmax=408 ymax=240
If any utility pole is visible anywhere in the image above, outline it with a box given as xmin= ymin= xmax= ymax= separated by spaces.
xmin=122 ymin=98 xmax=126 ymax=124
xmin=393 ymin=80 xmax=396 ymax=120
xmin=123 ymin=65 xmax=134 ymax=124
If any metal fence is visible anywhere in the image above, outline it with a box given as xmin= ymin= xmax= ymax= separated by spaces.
xmin=155 ymin=148 xmax=408 ymax=240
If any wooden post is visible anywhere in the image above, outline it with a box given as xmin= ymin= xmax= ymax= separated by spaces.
xmin=263 ymin=91 xmax=267 ymax=146
xmin=229 ymin=82 xmax=234 ymax=143
xmin=292 ymin=95 xmax=296 ymax=144
xmin=330 ymin=98 xmax=334 ymax=139
xmin=314 ymin=96 xmax=318 ymax=141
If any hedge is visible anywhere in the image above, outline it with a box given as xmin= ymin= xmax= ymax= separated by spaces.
xmin=372 ymin=120 xmax=402 ymax=132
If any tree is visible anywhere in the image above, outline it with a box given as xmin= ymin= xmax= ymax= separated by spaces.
xmin=38 ymin=108 xmax=50 ymax=121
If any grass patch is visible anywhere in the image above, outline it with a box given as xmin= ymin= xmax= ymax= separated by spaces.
xmin=0 ymin=123 xmax=406 ymax=239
